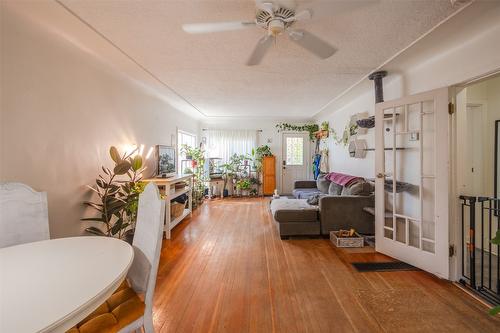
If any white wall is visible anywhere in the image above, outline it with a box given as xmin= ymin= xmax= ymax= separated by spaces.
xmin=0 ymin=5 xmax=200 ymax=238
xmin=314 ymin=2 xmax=500 ymax=180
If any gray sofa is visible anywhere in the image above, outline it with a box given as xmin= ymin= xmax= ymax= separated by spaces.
xmin=271 ymin=175 xmax=375 ymax=238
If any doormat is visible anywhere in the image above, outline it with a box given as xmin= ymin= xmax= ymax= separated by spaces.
xmin=351 ymin=261 xmax=420 ymax=272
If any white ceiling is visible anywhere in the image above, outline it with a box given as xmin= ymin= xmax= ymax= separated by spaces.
xmin=59 ymin=0 xmax=466 ymax=119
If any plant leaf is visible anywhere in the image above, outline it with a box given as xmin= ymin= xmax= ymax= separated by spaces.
xmin=491 ymin=230 xmax=500 ymax=245
xmin=81 ymin=217 xmax=106 ymax=222
xmin=114 ymin=161 xmax=132 ymax=175
xmin=110 ymin=146 xmax=121 ymax=163
xmin=85 ymin=226 xmax=106 ymax=236
xmin=132 ymin=155 xmax=143 ymax=171
xmin=111 ymin=218 xmax=124 ymax=235
xmin=83 ymin=201 xmax=103 ymax=212
xmin=489 ymin=305 xmax=500 ymax=315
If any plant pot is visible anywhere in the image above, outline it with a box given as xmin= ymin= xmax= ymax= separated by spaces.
xmin=242 ymin=189 xmax=249 ymax=196
xmin=223 ymin=189 xmax=229 ymax=197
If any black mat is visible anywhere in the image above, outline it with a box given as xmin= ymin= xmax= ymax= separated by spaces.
xmin=352 ymin=261 xmax=420 ymax=272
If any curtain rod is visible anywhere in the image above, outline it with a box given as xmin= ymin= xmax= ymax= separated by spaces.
xmin=202 ymin=128 xmax=263 ymax=132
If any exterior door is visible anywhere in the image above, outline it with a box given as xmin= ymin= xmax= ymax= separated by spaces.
xmin=375 ymin=87 xmax=450 ymax=279
xmin=282 ymin=132 xmax=309 ymax=195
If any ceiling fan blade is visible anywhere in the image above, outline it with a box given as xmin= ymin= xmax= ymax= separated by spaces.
xmin=288 ymin=29 xmax=336 ymax=59
xmin=246 ymin=35 xmax=274 ymax=66
xmin=283 ymin=9 xmax=312 ymax=23
xmin=182 ymin=21 xmax=255 ymax=34
xmin=258 ymin=2 xmax=275 ymax=16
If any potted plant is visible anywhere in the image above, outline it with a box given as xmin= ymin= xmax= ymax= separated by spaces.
xmin=253 ymin=145 xmax=273 ymax=172
xmin=236 ymin=178 xmax=251 ymax=196
xmin=82 ymin=146 xmax=146 ymax=243
xmin=180 ymin=144 xmax=207 ymax=208
xmin=221 ymin=161 xmax=235 ymax=198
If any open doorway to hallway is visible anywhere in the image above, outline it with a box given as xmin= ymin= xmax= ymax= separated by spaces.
xmin=454 ymin=73 xmax=500 ymax=306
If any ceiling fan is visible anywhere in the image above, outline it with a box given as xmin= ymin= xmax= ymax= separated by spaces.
xmin=182 ymin=0 xmax=336 ymax=66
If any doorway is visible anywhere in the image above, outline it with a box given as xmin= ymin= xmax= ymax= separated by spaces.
xmin=453 ymin=74 xmax=500 ymax=304
xmin=281 ymin=132 xmax=309 ymax=195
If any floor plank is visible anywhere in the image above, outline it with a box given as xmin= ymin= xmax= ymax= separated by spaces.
xmin=153 ymin=198 xmax=500 ymax=332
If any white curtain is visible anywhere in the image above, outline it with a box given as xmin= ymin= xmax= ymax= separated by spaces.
xmin=206 ymin=129 xmax=257 ymax=162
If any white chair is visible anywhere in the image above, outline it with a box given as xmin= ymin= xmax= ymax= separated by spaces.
xmin=0 ymin=182 xmax=50 ymax=248
xmin=67 ymin=182 xmax=165 ymax=333
xmin=124 ymin=182 xmax=165 ymax=332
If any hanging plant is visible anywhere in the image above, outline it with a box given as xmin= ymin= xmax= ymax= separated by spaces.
xmin=330 ymin=122 xmax=359 ymax=147
xmin=275 ymin=122 xmax=319 ymax=140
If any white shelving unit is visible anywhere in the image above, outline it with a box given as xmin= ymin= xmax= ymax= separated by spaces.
xmin=143 ymin=174 xmax=193 ymax=239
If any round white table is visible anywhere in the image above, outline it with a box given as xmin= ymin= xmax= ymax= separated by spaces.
xmin=0 ymin=236 xmax=134 ymax=333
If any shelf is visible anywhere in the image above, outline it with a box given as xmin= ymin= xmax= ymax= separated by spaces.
xmin=167 ymin=187 xmax=190 ymax=200
xmin=170 ymin=209 xmax=191 ymax=230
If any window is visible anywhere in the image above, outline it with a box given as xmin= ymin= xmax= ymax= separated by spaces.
xmin=206 ymin=130 xmax=256 ymax=162
xmin=177 ymin=130 xmax=197 ymax=171
xmin=286 ymin=137 xmax=303 ymax=165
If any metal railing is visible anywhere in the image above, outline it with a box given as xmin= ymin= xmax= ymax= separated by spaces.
xmin=459 ymin=196 xmax=500 ymax=305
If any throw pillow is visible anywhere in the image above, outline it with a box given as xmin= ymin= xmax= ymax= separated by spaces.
xmin=328 ymin=181 xmax=343 ymax=195
xmin=341 ymin=180 xmax=373 ymax=196
xmin=316 ymin=174 xmax=330 ymax=194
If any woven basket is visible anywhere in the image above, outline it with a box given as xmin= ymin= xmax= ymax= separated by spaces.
xmin=171 ymin=202 xmax=185 ymax=219
xmin=330 ymin=231 xmax=364 ymax=248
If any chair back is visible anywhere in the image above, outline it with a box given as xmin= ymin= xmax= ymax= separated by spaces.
xmin=127 ymin=182 xmax=165 ymax=316
xmin=0 ymin=182 xmax=50 ymax=248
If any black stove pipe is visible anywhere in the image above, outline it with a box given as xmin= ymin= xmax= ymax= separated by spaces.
xmin=368 ymin=71 xmax=387 ymax=103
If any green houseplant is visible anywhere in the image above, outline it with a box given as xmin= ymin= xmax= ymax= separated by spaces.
xmin=236 ymin=178 xmax=251 ymax=196
xmin=181 ymin=144 xmax=207 ymax=207
xmin=252 ymin=145 xmax=273 ymax=172
xmin=275 ymin=122 xmax=320 ymax=140
xmin=82 ymin=146 xmax=145 ymax=241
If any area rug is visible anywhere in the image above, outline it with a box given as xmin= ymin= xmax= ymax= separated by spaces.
xmin=351 ymin=261 xmax=420 ymax=272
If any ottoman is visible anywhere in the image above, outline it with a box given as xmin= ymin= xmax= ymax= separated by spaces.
xmin=270 ymin=198 xmax=320 ymax=239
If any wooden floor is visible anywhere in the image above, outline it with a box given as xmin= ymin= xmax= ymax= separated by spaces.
xmin=153 ymin=198 xmax=499 ymax=332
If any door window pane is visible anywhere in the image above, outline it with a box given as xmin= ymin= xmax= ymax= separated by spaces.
xmin=286 ymin=137 xmax=303 ymax=165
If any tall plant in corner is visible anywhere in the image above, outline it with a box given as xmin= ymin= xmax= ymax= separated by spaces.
xmin=82 ymin=146 xmax=145 ymax=240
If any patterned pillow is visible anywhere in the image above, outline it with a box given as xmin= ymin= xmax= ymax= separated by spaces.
xmin=341 ymin=180 xmax=373 ymax=196
xmin=328 ymin=182 xmax=343 ymax=195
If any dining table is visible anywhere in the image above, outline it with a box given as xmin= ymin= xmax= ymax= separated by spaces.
xmin=0 ymin=236 xmax=134 ymax=333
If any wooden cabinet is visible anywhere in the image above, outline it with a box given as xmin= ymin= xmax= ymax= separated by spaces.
xmin=262 ymin=156 xmax=276 ymax=195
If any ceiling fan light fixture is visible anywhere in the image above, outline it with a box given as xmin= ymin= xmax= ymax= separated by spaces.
xmin=268 ymin=19 xmax=285 ymax=36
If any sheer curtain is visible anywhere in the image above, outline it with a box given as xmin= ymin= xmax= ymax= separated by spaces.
xmin=206 ymin=130 xmax=257 ymax=162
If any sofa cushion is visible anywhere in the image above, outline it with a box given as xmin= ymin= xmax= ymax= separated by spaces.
xmin=270 ymin=198 xmax=318 ymax=223
xmin=316 ymin=174 xmax=331 ymax=194
xmin=328 ymin=182 xmax=343 ymax=195
xmin=341 ymin=180 xmax=374 ymax=196
xmin=292 ymin=188 xmax=322 ymax=199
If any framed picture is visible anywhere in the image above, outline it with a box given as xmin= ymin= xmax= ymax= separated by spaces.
xmin=156 ymin=145 xmax=177 ymax=177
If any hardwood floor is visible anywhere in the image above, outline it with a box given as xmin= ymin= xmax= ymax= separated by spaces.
xmin=153 ymin=198 xmax=500 ymax=332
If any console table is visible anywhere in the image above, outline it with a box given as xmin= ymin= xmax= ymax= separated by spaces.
xmin=143 ymin=174 xmax=193 ymax=239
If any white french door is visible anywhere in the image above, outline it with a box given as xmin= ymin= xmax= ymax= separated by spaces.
xmin=282 ymin=132 xmax=309 ymax=195
xmin=375 ymin=87 xmax=450 ymax=279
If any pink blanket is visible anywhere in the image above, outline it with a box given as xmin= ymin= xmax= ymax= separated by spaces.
xmin=325 ymin=172 xmax=363 ymax=187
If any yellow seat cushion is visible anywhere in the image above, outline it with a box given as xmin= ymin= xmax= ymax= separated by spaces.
xmin=67 ymin=281 xmax=145 ymax=333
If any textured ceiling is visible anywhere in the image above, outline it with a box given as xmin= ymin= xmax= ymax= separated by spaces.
xmin=59 ymin=0 xmax=465 ymax=118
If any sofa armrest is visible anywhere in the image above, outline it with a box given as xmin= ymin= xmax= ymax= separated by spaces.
xmin=294 ymin=180 xmax=317 ymax=189
xmin=318 ymin=195 xmax=375 ymax=235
